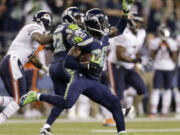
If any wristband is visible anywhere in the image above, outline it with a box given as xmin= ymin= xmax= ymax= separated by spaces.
xmin=42 ymin=65 xmax=48 ymax=73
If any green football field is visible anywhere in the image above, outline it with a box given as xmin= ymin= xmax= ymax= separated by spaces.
xmin=0 ymin=118 xmax=180 ymax=135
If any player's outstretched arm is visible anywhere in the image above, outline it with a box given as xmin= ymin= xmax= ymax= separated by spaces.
xmin=32 ymin=32 xmax=52 ymax=45
xmin=109 ymin=0 xmax=134 ymax=37
xmin=29 ymin=55 xmax=48 ymax=73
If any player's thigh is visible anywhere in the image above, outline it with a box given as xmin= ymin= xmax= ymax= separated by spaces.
xmin=49 ymin=62 xmax=70 ymax=83
xmin=153 ymin=70 xmax=163 ymax=89
xmin=64 ymin=72 xmax=87 ymax=105
xmin=83 ymin=82 xmax=120 ymax=110
xmin=128 ymin=70 xmax=147 ymax=95
xmin=53 ymin=81 xmax=67 ymax=96
xmin=24 ymin=69 xmax=33 ymax=90
xmin=164 ymin=70 xmax=174 ymax=89
xmin=0 ymin=64 xmax=27 ymax=101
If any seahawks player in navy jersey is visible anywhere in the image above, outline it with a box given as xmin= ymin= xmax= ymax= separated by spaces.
xmin=40 ymin=7 xmax=85 ymax=135
xmin=21 ymin=1 xmax=134 ymax=135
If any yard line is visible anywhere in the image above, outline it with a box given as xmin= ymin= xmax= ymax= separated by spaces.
xmin=92 ymin=128 xmax=180 ymax=133
xmin=4 ymin=117 xmax=180 ymax=124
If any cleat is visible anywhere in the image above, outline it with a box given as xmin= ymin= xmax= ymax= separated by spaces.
xmin=103 ymin=118 xmax=116 ymax=127
xmin=122 ymin=106 xmax=135 ymax=118
xmin=119 ymin=131 xmax=127 ymax=135
xmin=149 ymin=113 xmax=156 ymax=119
xmin=161 ymin=114 xmax=167 ymax=118
xmin=125 ymin=106 xmax=135 ymax=117
xmin=20 ymin=91 xmax=38 ymax=106
xmin=40 ymin=128 xmax=52 ymax=135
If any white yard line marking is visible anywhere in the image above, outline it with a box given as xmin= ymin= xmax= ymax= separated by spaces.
xmin=92 ymin=128 xmax=180 ymax=133
xmin=4 ymin=117 xmax=180 ymax=124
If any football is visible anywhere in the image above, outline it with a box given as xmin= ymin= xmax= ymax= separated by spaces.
xmin=78 ymin=53 xmax=92 ymax=63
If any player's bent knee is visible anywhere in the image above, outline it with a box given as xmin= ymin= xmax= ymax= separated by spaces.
xmin=64 ymin=100 xmax=74 ymax=109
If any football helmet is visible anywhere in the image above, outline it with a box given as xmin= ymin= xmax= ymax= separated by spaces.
xmin=84 ymin=8 xmax=110 ymax=36
xmin=33 ymin=10 xmax=53 ymax=31
xmin=158 ymin=25 xmax=170 ymax=40
xmin=128 ymin=14 xmax=143 ymax=30
xmin=62 ymin=7 xmax=84 ymax=28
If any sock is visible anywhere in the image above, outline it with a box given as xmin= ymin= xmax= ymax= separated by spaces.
xmin=0 ymin=101 xmax=20 ymax=124
xmin=0 ymin=96 xmax=13 ymax=107
xmin=162 ymin=89 xmax=171 ymax=114
xmin=124 ymin=96 xmax=134 ymax=108
xmin=150 ymin=89 xmax=160 ymax=114
xmin=46 ymin=106 xmax=64 ymax=126
xmin=174 ymin=89 xmax=180 ymax=113
xmin=43 ymin=123 xmax=51 ymax=129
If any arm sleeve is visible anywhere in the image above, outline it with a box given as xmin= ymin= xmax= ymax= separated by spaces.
xmin=115 ymin=16 xmax=128 ymax=35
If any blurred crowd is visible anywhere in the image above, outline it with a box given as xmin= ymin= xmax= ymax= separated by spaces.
xmin=0 ymin=0 xmax=180 ymax=120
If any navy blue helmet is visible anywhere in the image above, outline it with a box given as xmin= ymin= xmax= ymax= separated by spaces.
xmin=33 ymin=10 xmax=53 ymax=31
xmin=84 ymin=8 xmax=110 ymax=36
xmin=62 ymin=7 xmax=84 ymax=28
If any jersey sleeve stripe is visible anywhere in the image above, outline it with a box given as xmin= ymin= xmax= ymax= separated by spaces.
xmin=77 ymin=38 xmax=93 ymax=46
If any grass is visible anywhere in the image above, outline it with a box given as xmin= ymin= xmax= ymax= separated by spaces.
xmin=0 ymin=118 xmax=180 ymax=135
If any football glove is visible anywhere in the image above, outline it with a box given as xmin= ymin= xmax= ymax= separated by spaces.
xmin=89 ymin=62 xmax=102 ymax=73
xmin=123 ymin=0 xmax=134 ymax=15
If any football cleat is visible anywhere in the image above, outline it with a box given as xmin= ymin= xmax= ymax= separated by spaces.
xmin=20 ymin=91 xmax=38 ymax=106
xmin=103 ymin=118 xmax=116 ymax=127
xmin=123 ymin=0 xmax=134 ymax=14
xmin=119 ymin=131 xmax=127 ymax=135
xmin=40 ymin=128 xmax=52 ymax=135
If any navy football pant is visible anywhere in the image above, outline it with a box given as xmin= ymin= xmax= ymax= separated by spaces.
xmin=40 ymin=71 xmax=125 ymax=132
xmin=46 ymin=60 xmax=70 ymax=125
xmin=153 ymin=70 xmax=174 ymax=89
xmin=0 ymin=55 xmax=27 ymax=104
xmin=178 ymin=68 xmax=180 ymax=90
xmin=108 ymin=62 xmax=146 ymax=100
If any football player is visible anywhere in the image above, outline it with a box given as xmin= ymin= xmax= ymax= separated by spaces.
xmin=104 ymin=14 xmax=147 ymax=124
xmin=176 ymin=35 xmax=180 ymax=116
xmin=39 ymin=7 xmax=85 ymax=135
xmin=0 ymin=10 xmax=53 ymax=125
xmin=150 ymin=25 xmax=178 ymax=117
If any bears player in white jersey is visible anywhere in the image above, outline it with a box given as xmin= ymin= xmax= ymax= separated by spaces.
xmin=105 ymin=15 xmax=147 ymax=124
xmin=150 ymin=26 xmax=178 ymax=117
xmin=0 ymin=10 xmax=53 ymax=124
xmin=174 ymin=35 xmax=180 ymax=116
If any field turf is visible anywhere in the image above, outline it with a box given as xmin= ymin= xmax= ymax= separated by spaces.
xmin=0 ymin=118 xmax=180 ymax=135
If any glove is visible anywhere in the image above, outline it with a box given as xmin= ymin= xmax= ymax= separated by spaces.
xmin=89 ymin=62 xmax=102 ymax=72
xmin=123 ymin=0 xmax=134 ymax=15
xmin=133 ymin=58 xmax=141 ymax=64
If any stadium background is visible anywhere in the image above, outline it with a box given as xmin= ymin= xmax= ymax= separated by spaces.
xmin=0 ymin=0 xmax=180 ymax=120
